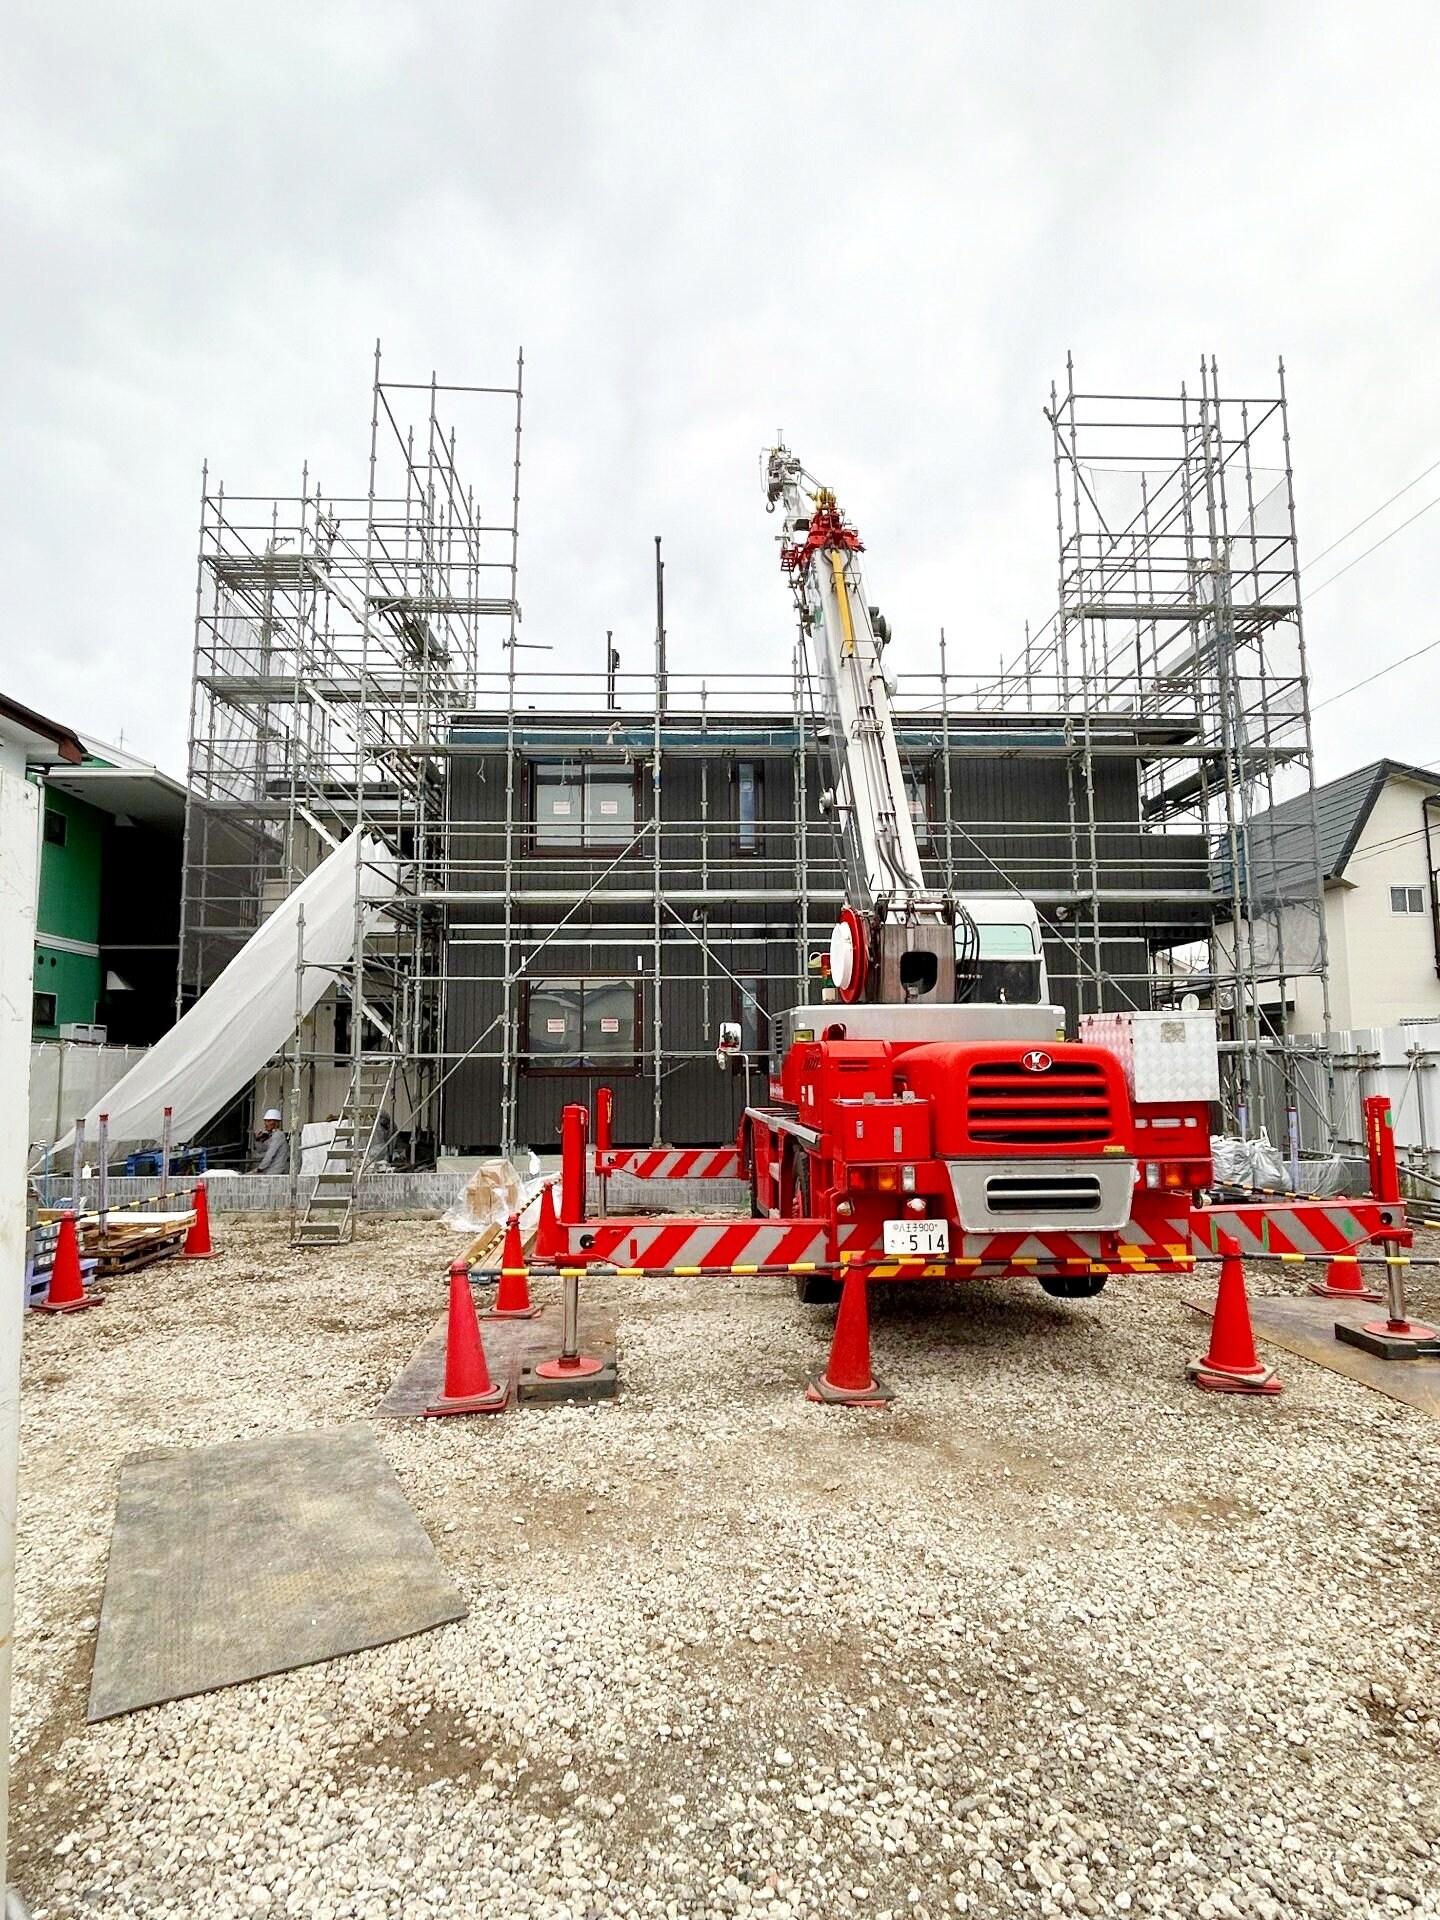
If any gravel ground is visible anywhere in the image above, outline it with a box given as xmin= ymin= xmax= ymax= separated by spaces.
xmin=12 ymin=1216 xmax=1440 ymax=1920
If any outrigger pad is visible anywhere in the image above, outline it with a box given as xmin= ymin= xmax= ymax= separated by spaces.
xmin=1335 ymin=1319 xmax=1440 ymax=1362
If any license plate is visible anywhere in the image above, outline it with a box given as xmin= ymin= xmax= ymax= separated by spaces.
xmin=882 ymin=1219 xmax=949 ymax=1257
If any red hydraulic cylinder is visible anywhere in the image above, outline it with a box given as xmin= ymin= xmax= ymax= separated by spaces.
xmin=560 ymin=1103 xmax=589 ymax=1223
xmin=1364 ymin=1095 xmax=1401 ymax=1204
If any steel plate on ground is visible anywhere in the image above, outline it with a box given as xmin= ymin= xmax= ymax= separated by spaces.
xmin=88 ymin=1427 xmax=466 ymax=1721
xmin=1183 ymin=1290 xmax=1440 ymax=1417
xmin=379 ymin=1302 xmax=619 ymax=1416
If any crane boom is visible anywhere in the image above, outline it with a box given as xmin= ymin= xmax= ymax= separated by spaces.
xmin=765 ymin=442 xmax=988 ymax=1007
xmin=765 ymin=444 xmax=934 ymax=913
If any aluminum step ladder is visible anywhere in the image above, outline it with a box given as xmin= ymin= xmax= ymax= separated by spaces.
xmin=292 ymin=1055 xmax=395 ymax=1248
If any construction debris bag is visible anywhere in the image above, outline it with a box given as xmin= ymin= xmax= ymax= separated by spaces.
xmin=1210 ymin=1133 xmax=1292 ymax=1192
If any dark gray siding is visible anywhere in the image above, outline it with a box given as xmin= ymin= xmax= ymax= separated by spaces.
xmin=440 ymin=715 xmax=1210 ymax=1150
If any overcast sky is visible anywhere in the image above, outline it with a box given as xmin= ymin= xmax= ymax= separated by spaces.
xmin=4 ymin=1 xmax=1438 ymax=786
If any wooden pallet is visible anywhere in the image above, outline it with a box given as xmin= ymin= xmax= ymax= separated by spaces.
xmin=35 ymin=1209 xmax=197 ymax=1279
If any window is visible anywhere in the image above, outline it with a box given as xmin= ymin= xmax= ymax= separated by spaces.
xmin=531 ymin=762 xmax=635 ymax=849
xmin=33 ymin=991 xmax=57 ymax=1029
xmin=43 ymin=809 xmax=67 ymax=847
xmin=962 ymin=921 xmax=1044 ymax=1005
xmin=1391 ymin=886 xmax=1426 ymax=915
xmin=733 ymin=761 xmax=763 ymax=854
xmin=523 ymin=977 xmax=639 ymax=1071
xmin=903 ymin=763 xmax=931 ymax=848
xmin=735 ymin=974 xmax=768 ymax=1056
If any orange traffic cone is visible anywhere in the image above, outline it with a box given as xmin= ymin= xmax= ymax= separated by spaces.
xmin=484 ymin=1215 xmax=541 ymax=1320
xmin=426 ymin=1261 xmax=509 ymax=1416
xmin=806 ymin=1267 xmax=892 ymax=1407
xmin=181 ymin=1181 xmax=218 ymax=1260
xmin=1188 ymin=1235 xmax=1281 ymax=1395
xmin=535 ymin=1180 xmax=561 ymax=1262
xmin=1309 ymin=1253 xmax=1381 ymax=1303
xmin=35 ymin=1212 xmax=100 ymax=1314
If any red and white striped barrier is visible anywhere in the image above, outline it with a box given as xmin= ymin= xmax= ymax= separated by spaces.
xmin=596 ymin=1148 xmax=743 ymax=1181
xmin=557 ymin=1214 xmax=1194 ymax=1277
xmin=1192 ymin=1199 xmax=1409 ymax=1260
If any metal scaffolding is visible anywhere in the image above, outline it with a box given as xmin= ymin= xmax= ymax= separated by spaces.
xmin=991 ymin=354 xmax=1332 ymax=1140
xmin=178 ymin=350 xmax=1330 ymax=1162
xmin=178 ymin=345 xmax=524 ymax=1203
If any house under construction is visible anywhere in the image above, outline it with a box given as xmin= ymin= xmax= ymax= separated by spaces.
xmin=179 ymin=349 xmax=1332 ymax=1198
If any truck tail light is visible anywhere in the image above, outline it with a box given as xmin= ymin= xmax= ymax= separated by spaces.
xmin=1145 ymin=1162 xmax=1189 ymax=1191
xmin=901 ymin=1164 xmax=917 ymax=1193
xmin=876 ymin=1168 xmax=899 ymax=1192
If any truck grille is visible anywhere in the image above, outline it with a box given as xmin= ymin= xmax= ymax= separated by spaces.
xmin=967 ymin=1059 xmax=1113 ymax=1145
xmin=985 ymin=1174 xmax=1104 ymax=1215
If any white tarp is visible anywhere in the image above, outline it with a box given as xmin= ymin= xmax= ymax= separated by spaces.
xmin=54 ymin=833 xmax=396 ymax=1152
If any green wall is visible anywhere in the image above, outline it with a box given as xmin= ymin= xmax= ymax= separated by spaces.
xmin=31 ymin=946 xmax=101 ymax=1036
xmin=33 ymin=788 xmax=104 ymax=1035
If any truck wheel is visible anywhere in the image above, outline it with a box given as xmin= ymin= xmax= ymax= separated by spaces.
xmin=786 ymin=1153 xmax=842 ymax=1305
xmin=1039 ymin=1273 xmax=1108 ymax=1299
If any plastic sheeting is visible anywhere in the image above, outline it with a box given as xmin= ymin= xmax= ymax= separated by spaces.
xmin=55 ymin=834 xmax=396 ymax=1153
xmin=440 ymin=1154 xmax=545 ymax=1233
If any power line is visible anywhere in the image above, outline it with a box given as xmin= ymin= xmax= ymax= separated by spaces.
xmin=1306 ymin=490 xmax=1440 ymax=599
xmin=1311 ymin=630 xmax=1440 ymax=711
xmin=1303 ymin=456 xmax=1440 ymax=571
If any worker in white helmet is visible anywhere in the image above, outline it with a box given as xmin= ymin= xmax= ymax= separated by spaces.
xmin=249 ymin=1106 xmax=290 ymax=1175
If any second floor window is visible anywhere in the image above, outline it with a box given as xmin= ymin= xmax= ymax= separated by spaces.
xmin=733 ymin=761 xmax=763 ymax=854
xmin=1391 ymin=885 xmax=1426 ymax=915
xmin=531 ymin=762 xmax=636 ymax=849
xmin=903 ymin=763 xmax=932 ymax=848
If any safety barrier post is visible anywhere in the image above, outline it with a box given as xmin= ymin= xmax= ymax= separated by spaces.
xmin=96 ymin=1112 xmax=110 ymax=1245
xmin=594 ymin=1087 xmax=613 ymax=1217
xmin=1365 ymin=1094 xmax=1401 ymax=1204
xmin=560 ymin=1103 xmax=588 ymax=1224
xmin=160 ymin=1105 xmax=173 ymax=1214
xmin=70 ymin=1117 xmax=84 ymax=1213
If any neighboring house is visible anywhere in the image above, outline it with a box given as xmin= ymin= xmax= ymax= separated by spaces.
xmin=1230 ymin=759 xmax=1440 ymax=1033
xmin=35 ymin=736 xmax=187 ymax=1045
xmin=0 ymin=691 xmax=85 ymax=783
xmin=0 ymin=693 xmax=187 ymax=1047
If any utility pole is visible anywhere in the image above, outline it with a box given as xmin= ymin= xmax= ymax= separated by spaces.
xmin=654 ymin=537 xmax=667 ymax=716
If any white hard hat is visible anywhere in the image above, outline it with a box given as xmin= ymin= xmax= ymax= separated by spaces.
xmin=263 ymin=1108 xmax=283 ymax=1123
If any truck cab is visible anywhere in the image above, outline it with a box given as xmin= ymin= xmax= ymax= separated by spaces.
xmin=955 ymin=894 xmax=1049 ymax=1007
